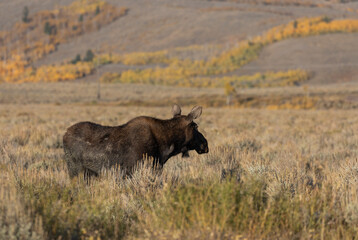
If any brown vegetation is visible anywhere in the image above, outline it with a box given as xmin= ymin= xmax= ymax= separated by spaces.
xmin=1 ymin=99 xmax=358 ymax=239
xmin=2 ymin=82 xmax=358 ymax=110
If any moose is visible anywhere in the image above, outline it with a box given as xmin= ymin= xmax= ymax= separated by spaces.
xmin=63 ymin=105 xmax=209 ymax=178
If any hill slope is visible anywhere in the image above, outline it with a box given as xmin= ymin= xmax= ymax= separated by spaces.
xmin=1 ymin=0 xmax=358 ymax=85
xmin=234 ymin=33 xmax=358 ymax=84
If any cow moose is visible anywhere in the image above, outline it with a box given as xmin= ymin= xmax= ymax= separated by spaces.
xmin=63 ymin=105 xmax=209 ymax=179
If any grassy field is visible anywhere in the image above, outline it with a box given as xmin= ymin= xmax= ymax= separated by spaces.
xmin=1 ymin=83 xmax=358 ymax=239
xmin=2 ymin=82 xmax=358 ymax=109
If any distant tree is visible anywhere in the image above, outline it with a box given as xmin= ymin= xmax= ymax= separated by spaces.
xmin=52 ymin=25 xmax=57 ymax=35
xmin=95 ymin=6 xmax=100 ymax=15
xmin=225 ymin=82 xmax=237 ymax=106
xmin=44 ymin=21 xmax=57 ymax=35
xmin=84 ymin=50 xmax=95 ymax=62
xmin=44 ymin=22 xmax=51 ymax=35
xmin=293 ymin=20 xmax=298 ymax=29
xmin=22 ymin=6 xmax=29 ymax=23
xmin=321 ymin=16 xmax=332 ymax=23
xmin=71 ymin=54 xmax=81 ymax=64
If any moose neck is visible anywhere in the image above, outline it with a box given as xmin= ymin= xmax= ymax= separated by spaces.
xmin=151 ymin=118 xmax=187 ymax=164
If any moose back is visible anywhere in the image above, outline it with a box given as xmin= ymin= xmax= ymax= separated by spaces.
xmin=63 ymin=105 xmax=209 ymax=178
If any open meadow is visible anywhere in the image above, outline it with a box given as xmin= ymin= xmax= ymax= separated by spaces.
xmin=1 ymin=83 xmax=358 ymax=239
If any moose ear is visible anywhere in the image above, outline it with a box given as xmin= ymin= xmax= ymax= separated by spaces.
xmin=187 ymin=106 xmax=202 ymax=121
xmin=172 ymin=104 xmax=181 ymax=117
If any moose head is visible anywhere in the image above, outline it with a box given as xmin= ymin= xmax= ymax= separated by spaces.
xmin=171 ymin=105 xmax=209 ymax=157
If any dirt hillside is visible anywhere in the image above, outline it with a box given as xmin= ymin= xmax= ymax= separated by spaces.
xmin=1 ymin=0 xmax=358 ymax=85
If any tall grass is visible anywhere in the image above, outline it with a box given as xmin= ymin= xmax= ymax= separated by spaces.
xmin=1 ymin=105 xmax=358 ymax=239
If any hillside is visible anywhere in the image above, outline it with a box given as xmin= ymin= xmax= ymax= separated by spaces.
xmin=234 ymin=33 xmax=358 ymax=84
xmin=0 ymin=0 xmax=74 ymax=30
xmin=33 ymin=0 xmax=358 ymax=63
xmin=1 ymin=0 xmax=358 ymax=85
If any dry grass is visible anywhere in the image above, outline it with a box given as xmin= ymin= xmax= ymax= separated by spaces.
xmin=1 ymin=89 xmax=358 ymax=239
xmin=0 ymin=82 xmax=221 ymax=105
xmin=2 ymin=82 xmax=358 ymax=110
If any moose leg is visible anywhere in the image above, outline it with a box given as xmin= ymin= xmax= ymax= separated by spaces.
xmin=181 ymin=146 xmax=190 ymax=158
xmin=64 ymin=150 xmax=82 ymax=179
xmin=83 ymin=168 xmax=99 ymax=184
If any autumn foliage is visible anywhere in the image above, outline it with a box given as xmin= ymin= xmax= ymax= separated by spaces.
xmin=101 ymin=69 xmax=309 ymax=88
xmin=0 ymin=0 xmax=127 ymax=83
xmin=108 ymin=17 xmax=358 ymax=87
xmin=2 ymin=15 xmax=358 ymax=86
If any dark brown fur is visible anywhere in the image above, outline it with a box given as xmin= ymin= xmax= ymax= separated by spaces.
xmin=63 ymin=105 xmax=208 ymax=178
